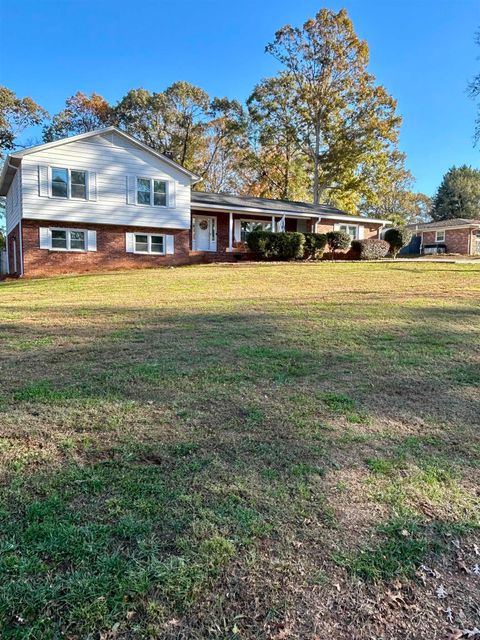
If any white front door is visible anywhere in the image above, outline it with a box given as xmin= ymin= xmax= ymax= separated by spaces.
xmin=193 ymin=216 xmax=217 ymax=251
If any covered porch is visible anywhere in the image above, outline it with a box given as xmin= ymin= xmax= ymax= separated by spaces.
xmin=191 ymin=208 xmax=318 ymax=256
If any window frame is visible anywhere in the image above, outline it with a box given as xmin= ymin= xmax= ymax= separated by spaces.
xmin=133 ymin=233 xmax=166 ymax=255
xmin=337 ymin=224 xmax=359 ymax=240
xmin=49 ymin=227 xmax=87 ymax=252
xmin=136 ymin=177 xmax=168 ymax=207
xmin=239 ymin=219 xmax=273 ymax=242
xmin=435 ymin=230 xmax=445 ymax=242
xmin=51 ymin=167 xmax=88 ymax=200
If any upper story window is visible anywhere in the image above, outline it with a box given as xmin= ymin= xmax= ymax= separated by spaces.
xmin=136 ymin=178 xmax=167 ymax=207
xmin=435 ymin=230 xmax=445 ymax=242
xmin=51 ymin=168 xmax=87 ymax=200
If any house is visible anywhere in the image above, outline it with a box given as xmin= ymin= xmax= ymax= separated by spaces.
xmin=407 ymin=219 xmax=480 ymax=255
xmin=0 ymin=127 xmax=389 ymax=277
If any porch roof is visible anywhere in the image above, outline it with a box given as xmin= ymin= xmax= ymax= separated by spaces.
xmin=191 ymin=191 xmax=388 ymax=225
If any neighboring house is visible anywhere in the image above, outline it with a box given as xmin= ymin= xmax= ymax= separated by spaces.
xmin=0 ymin=127 xmax=388 ymax=277
xmin=407 ymin=219 xmax=480 ymax=255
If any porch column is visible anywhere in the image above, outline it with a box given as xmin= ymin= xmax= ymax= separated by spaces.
xmin=272 ymin=215 xmax=276 ymax=232
xmin=228 ymin=211 xmax=233 ymax=252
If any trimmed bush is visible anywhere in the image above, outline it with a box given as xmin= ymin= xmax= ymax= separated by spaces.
xmin=350 ymin=238 xmax=390 ymax=260
xmin=246 ymin=231 xmax=305 ymax=261
xmin=384 ymin=227 xmax=412 ymax=258
xmin=303 ymin=233 xmax=327 ymax=260
xmin=246 ymin=230 xmax=273 ymax=258
xmin=326 ymin=230 xmax=351 ymax=258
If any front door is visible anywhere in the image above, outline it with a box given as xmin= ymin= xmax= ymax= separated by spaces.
xmin=193 ymin=216 xmax=216 ymax=251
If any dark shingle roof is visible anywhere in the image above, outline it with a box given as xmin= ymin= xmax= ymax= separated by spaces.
xmin=412 ymin=218 xmax=480 ymax=230
xmin=190 ymin=191 xmax=380 ymax=221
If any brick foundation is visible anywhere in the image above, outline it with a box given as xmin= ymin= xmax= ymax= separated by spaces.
xmin=21 ymin=219 xmax=191 ymax=277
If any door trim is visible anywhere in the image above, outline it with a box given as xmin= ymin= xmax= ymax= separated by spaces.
xmin=192 ymin=215 xmax=217 ymax=252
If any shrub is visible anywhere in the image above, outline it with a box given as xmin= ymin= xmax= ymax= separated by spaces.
xmin=247 ymin=231 xmax=305 ymax=261
xmin=350 ymin=238 xmax=390 ymax=260
xmin=326 ymin=230 xmax=351 ymax=259
xmin=246 ymin=230 xmax=273 ymax=258
xmin=384 ymin=227 xmax=412 ymax=258
xmin=303 ymin=233 xmax=327 ymax=260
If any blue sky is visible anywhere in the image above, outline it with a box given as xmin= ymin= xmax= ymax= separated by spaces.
xmin=1 ymin=0 xmax=479 ymax=196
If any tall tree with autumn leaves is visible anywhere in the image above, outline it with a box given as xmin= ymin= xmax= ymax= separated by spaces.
xmin=264 ymin=8 xmax=402 ymax=206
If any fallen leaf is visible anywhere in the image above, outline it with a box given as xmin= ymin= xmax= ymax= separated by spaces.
xmin=436 ymin=584 xmax=447 ymax=599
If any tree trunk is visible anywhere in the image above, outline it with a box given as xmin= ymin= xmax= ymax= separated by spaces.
xmin=313 ymin=122 xmax=321 ymax=204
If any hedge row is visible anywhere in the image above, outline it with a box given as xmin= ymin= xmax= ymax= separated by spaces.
xmin=247 ymin=231 xmax=328 ymax=261
xmin=246 ymin=230 xmax=391 ymax=262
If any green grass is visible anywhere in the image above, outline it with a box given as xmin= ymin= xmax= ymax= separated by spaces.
xmin=0 ymin=262 xmax=479 ymax=638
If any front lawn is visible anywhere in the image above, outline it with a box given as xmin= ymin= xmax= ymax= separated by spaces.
xmin=0 ymin=262 xmax=479 ymax=639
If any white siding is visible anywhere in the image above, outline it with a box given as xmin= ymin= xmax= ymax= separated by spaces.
xmin=20 ymin=132 xmax=191 ymax=230
xmin=6 ymin=167 xmax=22 ymax=234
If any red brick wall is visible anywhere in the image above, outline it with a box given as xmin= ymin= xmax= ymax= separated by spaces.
xmin=7 ymin=224 xmax=22 ymax=276
xmin=315 ymin=221 xmax=381 ymax=238
xmin=422 ymin=229 xmax=472 ymax=254
xmin=22 ymin=219 xmax=191 ymax=277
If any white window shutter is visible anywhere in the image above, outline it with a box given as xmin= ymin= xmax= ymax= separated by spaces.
xmin=125 ymin=232 xmax=135 ymax=253
xmin=234 ymin=220 xmax=241 ymax=242
xmin=167 ymin=181 xmax=176 ymax=208
xmin=333 ymin=223 xmax=340 ymax=232
xmin=39 ymin=227 xmax=51 ymax=249
xmin=88 ymin=172 xmax=97 ymax=201
xmin=358 ymin=225 xmax=365 ymax=240
xmin=87 ymin=230 xmax=97 ymax=251
xmin=165 ymin=235 xmax=174 ymax=255
xmin=38 ymin=165 xmax=49 ymax=197
xmin=126 ymin=176 xmax=136 ymax=204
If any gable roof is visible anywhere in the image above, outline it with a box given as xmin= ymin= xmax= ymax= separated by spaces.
xmin=411 ymin=218 xmax=480 ymax=230
xmin=191 ymin=191 xmax=388 ymax=224
xmin=0 ymin=126 xmax=200 ymax=195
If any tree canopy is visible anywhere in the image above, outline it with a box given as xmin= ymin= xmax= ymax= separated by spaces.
xmin=0 ymin=9 xmax=441 ymax=225
xmin=265 ymin=9 xmax=401 ymax=205
xmin=42 ymin=92 xmax=114 ymax=142
xmin=431 ymin=165 xmax=480 ymax=221
xmin=0 ymin=86 xmax=47 ymax=156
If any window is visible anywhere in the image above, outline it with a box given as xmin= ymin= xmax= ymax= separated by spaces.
xmin=240 ymin=220 xmax=272 ymax=242
xmin=435 ymin=230 xmax=445 ymax=242
xmin=338 ymin=224 xmax=358 ymax=240
xmin=137 ymin=178 xmax=167 ymax=206
xmin=153 ymin=180 xmax=167 ymax=206
xmin=51 ymin=168 xmax=87 ymax=199
xmin=134 ymin=233 xmax=165 ymax=254
xmin=70 ymin=170 xmax=87 ymax=199
xmin=50 ymin=229 xmax=86 ymax=251
xmin=52 ymin=168 xmax=68 ymax=198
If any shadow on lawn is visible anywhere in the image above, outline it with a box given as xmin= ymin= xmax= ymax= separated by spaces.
xmin=0 ymin=302 xmax=479 ymax=638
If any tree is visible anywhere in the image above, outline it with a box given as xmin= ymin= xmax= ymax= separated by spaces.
xmin=265 ymin=9 xmax=401 ymax=204
xmin=0 ymin=86 xmax=47 ymax=155
xmin=198 ymin=97 xmax=249 ymax=193
xmin=116 ymin=83 xmax=210 ymax=169
xmin=116 ymin=83 xmax=249 ymax=190
xmin=384 ymin=227 xmax=412 ymax=258
xmin=43 ymin=92 xmax=114 ymax=141
xmin=326 ymin=230 xmax=351 ymax=259
xmin=247 ymin=73 xmax=310 ymax=200
xmin=430 ymin=165 xmax=480 ymax=220
xmin=357 ymin=150 xmax=432 ymax=224
xmin=468 ymin=29 xmax=480 ymax=145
